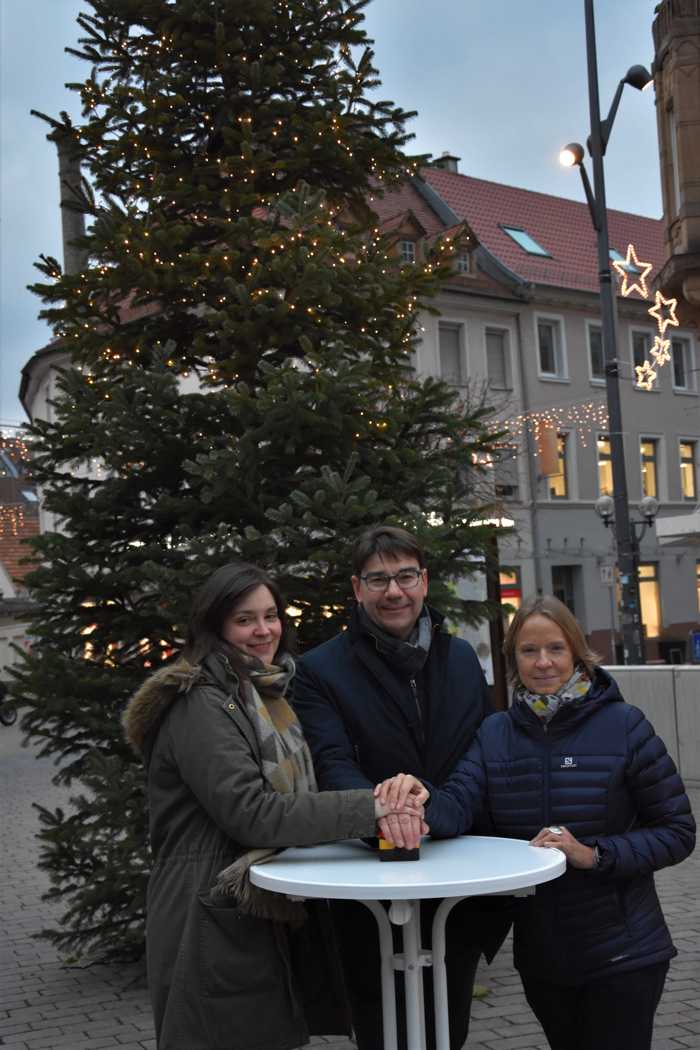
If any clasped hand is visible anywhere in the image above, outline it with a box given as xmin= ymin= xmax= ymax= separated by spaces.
xmin=373 ymin=773 xmax=431 ymax=850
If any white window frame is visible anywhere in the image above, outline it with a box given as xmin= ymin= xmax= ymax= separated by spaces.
xmin=671 ymin=332 xmax=697 ymax=394
xmin=585 ymin=319 xmax=605 ymax=385
xmin=534 ymin=312 xmax=568 ymax=382
xmin=438 ymin=321 xmax=467 ymax=386
xmin=484 ymin=326 xmax=512 ymax=391
xmin=455 ymin=250 xmax=474 ymax=276
xmin=630 ymin=326 xmax=658 ymax=391
xmin=399 ymin=239 xmax=416 ymax=264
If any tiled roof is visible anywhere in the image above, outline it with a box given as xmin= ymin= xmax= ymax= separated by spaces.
xmin=0 ymin=518 xmax=39 ymax=590
xmin=375 ymin=167 xmax=665 ymax=297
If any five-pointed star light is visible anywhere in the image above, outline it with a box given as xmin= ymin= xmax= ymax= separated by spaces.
xmin=611 ymin=243 xmax=653 ymax=298
xmin=648 ymin=291 xmax=679 ymax=335
xmin=650 ymin=336 xmax=671 ymax=367
xmin=635 ymin=360 xmax=658 ymax=391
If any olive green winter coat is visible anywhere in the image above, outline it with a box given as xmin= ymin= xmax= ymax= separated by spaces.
xmin=123 ymin=652 xmax=376 ymax=1050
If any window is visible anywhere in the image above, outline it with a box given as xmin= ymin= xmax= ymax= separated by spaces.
xmin=537 ymin=317 xmax=566 ymax=378
xmin=456 ymin=251 xmax=473 ymax=275
xmin=551 ymin=565 xmax=577 ymax=616
xmin=399 ymin=240 xmax=416 ymax=264
xmin=549 ymin=433 xmax=569 ymax=499
xmin=640 ymin=439 xmax=658 ymax=498
xmin=609 ymin=248 xmax=639 ymax=273
xmin=499 ymin=569 xmax=521 ymax=625
xmin=632 ymin=331 xmax=653 ymax=386
xmin=680 ymin=441 xmax=697 ymax=501
xmin=597 ymin=435 xmax=613 ymax=495
xmin=501 ymin=226 xmax=551 ymax=257
xmin=587 ymin=323 xmax=605 ymax=382
xmin=486 ymin=329 xmax=511 ymax=389
xmin=438 ymin=324 xmax=464 ymax=385
xmin=672 ymin=337 xmax=695 ymax=391
xmin=638 ymin=563 xmax=661 ymax=639
xmin=697 ymin=561 xmax=700 ymax=615
xmin=494 ymin=445 xmax=519 ymax=501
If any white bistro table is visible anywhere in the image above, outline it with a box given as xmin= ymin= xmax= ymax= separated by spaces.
xmin=251 ymin=836 xmax=565 ymax=1050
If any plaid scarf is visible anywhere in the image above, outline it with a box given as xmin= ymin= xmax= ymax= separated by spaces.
xmin=211 ymin=651 xmax=316 ymax=923
xmin=513 ymin=666 xmax=591 ymax=725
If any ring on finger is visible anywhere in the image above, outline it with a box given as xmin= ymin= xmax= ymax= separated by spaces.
xmin=547 ymin=826 xmax=563 ymax=835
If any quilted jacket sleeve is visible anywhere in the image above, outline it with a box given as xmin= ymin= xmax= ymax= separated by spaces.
xmin=423 ymin=734 xmax=489 ymax=840
xmin=591 ymin=705 xmax=695 ymax=880
xmin=165 ymin=686 xmax=377 ymax=848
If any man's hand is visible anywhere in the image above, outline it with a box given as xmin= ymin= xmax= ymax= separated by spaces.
xmin=529 ymin=825 xmax=596 ymax=870
xmin=374 ymin=773 xmax=430 ymax=812
xmin=375 ymin=810 xmax=428 ymax=850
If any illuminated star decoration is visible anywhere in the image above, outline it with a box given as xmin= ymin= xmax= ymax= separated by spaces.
xmin=635 ymin=360 xmax=658 ymax=391
xmin=650 ymin=336 xmax=671 ymax=367
xmin=612 ymin=243 xmax=653 ymax=298
xmin=648 ymin=291 xmax=679 ymax=335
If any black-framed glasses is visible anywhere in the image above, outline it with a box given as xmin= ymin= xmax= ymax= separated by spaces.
xmin=359 ymin=568 xmax=425 ymax=592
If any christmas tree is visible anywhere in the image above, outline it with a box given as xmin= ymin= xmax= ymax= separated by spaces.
xmin=16 ymin=0 xmax=503 ymax=960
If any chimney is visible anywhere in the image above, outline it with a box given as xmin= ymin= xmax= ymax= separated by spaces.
xmin=433 ymin=151 xmax=461 ymax=174
xmin=53 ymin=130 xmax=87 ymax=275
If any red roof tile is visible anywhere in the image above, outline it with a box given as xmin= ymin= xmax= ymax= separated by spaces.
xmin=376 ymin=168 xmax=665 ymax=297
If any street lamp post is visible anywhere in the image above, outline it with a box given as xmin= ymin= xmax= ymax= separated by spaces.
xmin=595 ymin=495 xmax=660 ymax=663
xmin=559 ymin=0 xmax=652 ymax=664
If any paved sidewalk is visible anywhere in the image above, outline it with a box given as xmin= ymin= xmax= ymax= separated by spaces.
xmin=1 ymin=719 xmax=698 ymax=1049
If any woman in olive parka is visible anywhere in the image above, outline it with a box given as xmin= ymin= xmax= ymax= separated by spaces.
xmin=124 ymin=562 xmax=422 ymax=1050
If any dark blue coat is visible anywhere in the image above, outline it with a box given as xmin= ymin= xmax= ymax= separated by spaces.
xmin=293 ymin=606 xmax=491 ymax=791
xmin=426 ymin=668 xmax=696 ymax=985
xmin=293 ymin=607 xmax=512 ymax=962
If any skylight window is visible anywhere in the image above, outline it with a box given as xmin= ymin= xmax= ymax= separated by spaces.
xmin=500 ymin=226 xmax=551 ymax=257
xmin=609 ymin=248 xmax=639 ymax=273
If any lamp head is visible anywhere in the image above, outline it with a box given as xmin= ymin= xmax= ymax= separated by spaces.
xmin=559 ymin=142 xmax=585 ymax=168
xmin=639 ymin=495 xmax=659 ymax=523
xmin=595 ymin=494 xmax=615 ymax=526
xmin=624 ymin=64 xmax=653 ymax=91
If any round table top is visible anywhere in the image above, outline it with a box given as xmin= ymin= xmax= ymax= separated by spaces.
xmin=250 ymin=836 xmax=565 ymax=900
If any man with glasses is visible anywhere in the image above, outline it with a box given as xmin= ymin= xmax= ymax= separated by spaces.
xmin=294 ymin=525 xmax=505 ymax=1050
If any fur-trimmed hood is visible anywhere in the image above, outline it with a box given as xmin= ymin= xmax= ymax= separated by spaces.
xmin=123 ymin=657 xmax=203 ymax=756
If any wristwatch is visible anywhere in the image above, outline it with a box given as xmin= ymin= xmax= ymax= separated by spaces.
xmin=592 ymin=842 xmax=611 ymax=871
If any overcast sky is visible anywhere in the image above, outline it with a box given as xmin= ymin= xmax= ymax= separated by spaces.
xmin=0 ymin=0 xmax=661 ymax=425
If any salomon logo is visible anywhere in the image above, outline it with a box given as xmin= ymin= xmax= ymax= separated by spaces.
xmin=561 ymin=757 xmax=577 ymax=768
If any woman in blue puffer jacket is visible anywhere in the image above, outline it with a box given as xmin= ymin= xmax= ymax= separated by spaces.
xmin=376 ymin=594 xmax=695 ymax=1050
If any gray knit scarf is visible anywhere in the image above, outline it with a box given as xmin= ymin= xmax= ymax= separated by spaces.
xmin=210 ymin=651 xmax=315 ymax=924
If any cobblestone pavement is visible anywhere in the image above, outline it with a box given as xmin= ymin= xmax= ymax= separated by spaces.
xmin=1 ymin=720 xmax=698 ymax=1050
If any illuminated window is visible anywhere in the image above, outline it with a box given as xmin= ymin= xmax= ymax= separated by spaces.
xmin=439 ymin=324 xmax=464 ymax=385
xmin=588 ymin=323 xmax=605 ymax=381
xmin=640 ymin=439 xmax=658 ymax=499
xmin=597 ymin=435 xmax=613 ymax=495
xmin=501 ymin=226 xmax=551 ymax=257
xmin=638 ymin=563 xmax=661 ymax=639
xmin=399 ymin=240 xmax=416 ymax=264
xmin=549 ymin=433 xmax=569 ymax=499
xmin=486 ymin=329 xmax=510 ymax=390
xmin=697 ymin=561 xmax=700 ymax=614
xmin=499 ymin=569 xmax=521 ymax=625
xmin=680 ymin=442 xmax=697 ymax=501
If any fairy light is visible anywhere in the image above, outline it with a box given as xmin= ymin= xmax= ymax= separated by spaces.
xmin=635 ymin=360 xmax=657 ymax=391
xmin=650 ymin=336 xmax=671 ymax=367
xmin=612 ymin=244 xmax=653 ymax=298
xmin=648 ymin=291 xmax=679 ymax=336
